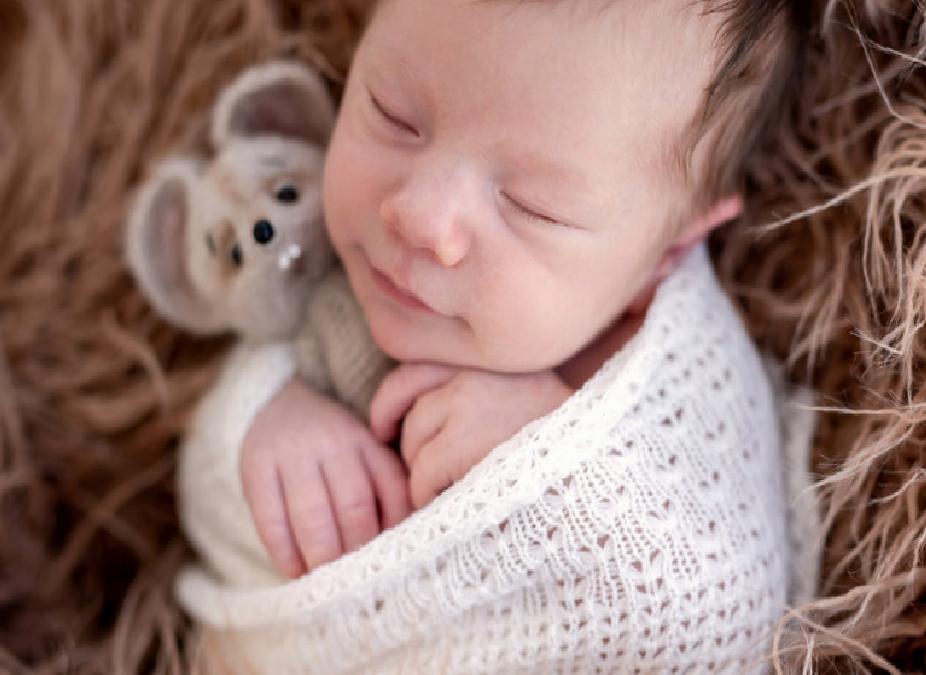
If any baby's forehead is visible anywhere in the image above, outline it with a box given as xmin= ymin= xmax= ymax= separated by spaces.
xmin=364 ymin=0 xmax=722 ymax=99
xmin=368 ymin=0 xmax=723 ymax=108
xmin=364 ymin=0 xmax=722 ymax=164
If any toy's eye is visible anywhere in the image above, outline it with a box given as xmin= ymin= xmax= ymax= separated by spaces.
xmin=231 ymin=243 xmax=243 ymax=267
xmin=253 ymin=219 xmax=275 ymax=245
xmin=275 ymin=185 xmax=299 ymax=204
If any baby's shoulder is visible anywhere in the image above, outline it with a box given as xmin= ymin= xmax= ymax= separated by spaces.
xmin=600 ymin=244 xmax=778 ymax=440
xmin=623 ymin=243 xmax=782 ymax=477
xmin=579 ymin=243 xmax=787 ymax=552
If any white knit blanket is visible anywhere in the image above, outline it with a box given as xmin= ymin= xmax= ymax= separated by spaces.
xmin=175 ymin=245 xmax=818 ymax=673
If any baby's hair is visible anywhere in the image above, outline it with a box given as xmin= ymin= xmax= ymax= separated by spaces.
xmin=689 ymin=0 xmax=812 ymax=210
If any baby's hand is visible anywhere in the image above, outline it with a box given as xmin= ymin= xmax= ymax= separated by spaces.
xmin=370 ymin=364 xmax=573 ymax=509
xmin=240 ymin=378 xmax=412 ymax=578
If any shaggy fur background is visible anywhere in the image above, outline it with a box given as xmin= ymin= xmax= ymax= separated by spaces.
xmin=0 ymin=0 xmax=923 ymax=672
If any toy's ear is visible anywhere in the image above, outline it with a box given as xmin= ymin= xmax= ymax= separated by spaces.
xmin=125 ymin=158 xmax=225 ymax=335
xmin=211 ymin=61 xmax=336 ymax=149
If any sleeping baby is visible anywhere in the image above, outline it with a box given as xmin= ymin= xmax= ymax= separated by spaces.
xmin=131 ymin=0 xmax=815 ymax=672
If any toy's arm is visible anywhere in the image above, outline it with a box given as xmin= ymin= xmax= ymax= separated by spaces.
xmin=293 ymin=323 xmax=335 ymax=397
xmin=306 ymin=268 xmax=393 ymax=420
xmin=179 ymin=342 xmax=298 ymax=585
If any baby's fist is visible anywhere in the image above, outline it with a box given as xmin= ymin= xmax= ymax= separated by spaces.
xmin=371 ymin=364 xmax=572 ymax=509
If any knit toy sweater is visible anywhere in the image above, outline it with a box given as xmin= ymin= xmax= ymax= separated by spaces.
xmin=175 ymin=245 xmax=818 ymax=674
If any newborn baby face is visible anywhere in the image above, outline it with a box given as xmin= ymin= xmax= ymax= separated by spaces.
xmin=324 ymin=0 xmax=724 ymax=372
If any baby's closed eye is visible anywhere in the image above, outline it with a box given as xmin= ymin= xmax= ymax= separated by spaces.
xmin=367 ymin=88 xmax=420 ymax=138
xmin=500 ymin=191 xmax=562 ymax=226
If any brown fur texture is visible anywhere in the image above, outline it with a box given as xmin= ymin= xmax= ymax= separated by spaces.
xmin=718 ymin=1 xmax=926 ymax=670
xmin=0 ymin=1 xmax=368 ymax=672
xmin=0 ymin=0 xmax=923 ymax=672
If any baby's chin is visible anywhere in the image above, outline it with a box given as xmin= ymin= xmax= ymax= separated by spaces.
xmin=367 ymin=319 xmax=472 ymax=367
xmin=371 ymin=322 xmax=567 ymax=373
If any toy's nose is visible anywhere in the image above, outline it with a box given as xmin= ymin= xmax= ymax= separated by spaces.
xmin=253 ymin=219 xmax=275 ymax=245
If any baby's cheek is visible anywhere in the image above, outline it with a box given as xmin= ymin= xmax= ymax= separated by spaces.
xmin=322 ymin=130 xmax=367 ymax=244
xmin=471 ymin=302 xmax=577 ymax=372
xmin=322 ymin=185 xmax=351 ymax=249
xmin=497 ymin=276 xmax=619 ymax=372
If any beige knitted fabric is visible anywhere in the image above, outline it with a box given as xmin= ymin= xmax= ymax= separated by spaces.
xmin=294 ymin=266 xmax=393 ymax=420
xmin=176 ymin=245 xmax=814 ymax=673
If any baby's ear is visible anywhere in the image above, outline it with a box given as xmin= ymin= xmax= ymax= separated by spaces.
xmin=653 ymin=194 xmax=744 ymax=282
xmin=125 ymin=158 xmax=225 ymax=334
xmin=211 ymin=61 xmax=336 ymax=149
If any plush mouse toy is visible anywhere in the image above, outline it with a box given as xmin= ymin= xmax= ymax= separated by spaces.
xmin=126 ymin=61 xmax=390 ymax=419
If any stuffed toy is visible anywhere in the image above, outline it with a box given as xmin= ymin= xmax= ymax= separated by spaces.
xmin=125 ymin=60 xmax=391 ymax=419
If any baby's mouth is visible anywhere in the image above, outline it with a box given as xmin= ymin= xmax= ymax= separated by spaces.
xmin=369 ymin=260 xmax=440 ymax=315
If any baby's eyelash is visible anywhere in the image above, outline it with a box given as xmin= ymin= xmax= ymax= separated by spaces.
xmin=369 ymin=92 xmax=419 ymax=137
xmin=503 ymin=193 xmax=560 ymax=225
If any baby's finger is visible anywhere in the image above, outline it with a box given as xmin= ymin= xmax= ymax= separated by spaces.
xmin=401 ymin=389 xmax=448 ymax=470
xmin=323 ymin=453 xmax=379 ymax=553
xmin=361 ymin=442 xmax=413 ymax=529
xmin=282 ymin=463 xmax=343 ymax=572
xmin=408 ymin=437 xmax=458 ymax=510
xmin=370 ymin=363 xmax=457 ymax=443
xmin=240 ymin=459 xmax=305 ymax=579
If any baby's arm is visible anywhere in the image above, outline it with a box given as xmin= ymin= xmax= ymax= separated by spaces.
xmin=240 ymin=377 xmax=411 ymax=578
xmin=370 ymin=364 xmax=573 ymax=509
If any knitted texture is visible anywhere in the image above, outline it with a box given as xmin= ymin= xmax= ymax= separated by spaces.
xmin=297 ymin=266 xmax=393 ymax=419
xmin=177 ymin=245 xmax=801 ymax=673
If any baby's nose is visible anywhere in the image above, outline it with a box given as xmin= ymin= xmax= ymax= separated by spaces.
xmin=253 ymin=219 xmax=275 ymax=245
xmin=380 ymin=177 xmax=475 ymax=268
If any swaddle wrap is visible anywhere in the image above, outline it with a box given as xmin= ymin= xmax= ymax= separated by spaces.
xmin=176 ymin=244 xmax=816 ymax=673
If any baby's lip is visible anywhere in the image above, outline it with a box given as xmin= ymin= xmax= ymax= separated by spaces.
xmin=369 ymin=258 xmax=439 ymax=314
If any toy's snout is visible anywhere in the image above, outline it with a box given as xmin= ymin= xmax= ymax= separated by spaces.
xmin=251 ymin=218 xmax=306 ymax=272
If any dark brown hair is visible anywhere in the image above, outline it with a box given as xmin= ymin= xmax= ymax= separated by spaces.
xmin=689 ymin=0 xmax=812 ymax=208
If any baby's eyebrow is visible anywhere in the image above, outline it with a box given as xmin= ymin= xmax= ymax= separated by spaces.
xmin=506 ymin=147 xmax=593 ymax=196
xmin=363 ymin=36 xmax=413 ymax=81
xmin=362 ymin=38 xmax=433 ymax=106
